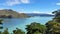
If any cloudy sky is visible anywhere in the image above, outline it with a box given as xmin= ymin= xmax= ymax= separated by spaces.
xmin=0 ymin=0 xmax=60 ymax=14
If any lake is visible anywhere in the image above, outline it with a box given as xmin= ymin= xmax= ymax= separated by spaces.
xmin=0 ymin=16 xmax=54 ymax=33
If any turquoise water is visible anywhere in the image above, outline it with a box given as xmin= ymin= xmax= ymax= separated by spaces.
xmin=0 ymin=17 xmax=53 ymax=33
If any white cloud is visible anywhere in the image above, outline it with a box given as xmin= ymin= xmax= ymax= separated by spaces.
xmin=21 ymin=0 xmax=30 ymax=3
xmin=31 ymin=11 xmax=54 ymax=15
xmin=2 ymin=0 xmax=30 ymax=6
xmin=32 ymin=11 xmax=52 ymax=14
xmin=32 ymin=11 xmax=41 ymax=13
xmin=5 ymin=0 xmax=21 ymax=6
xmin=56 ymin=3 xmax=60 ymax=5
xmin=18 ymin=10 xmax=53 ymax=15
xmin=40 ymin=12 xmax=54 ymax=15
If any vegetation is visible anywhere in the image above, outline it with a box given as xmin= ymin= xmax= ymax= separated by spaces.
xmin=13 ymin=28 xmax=25 ymax=34
xmin=0 ymin=19 xmax=3 ymax=29
xmin=0 ymin=28 xmax=25 ymax=34
xmin=25 ymin=22 xmax=46 ymax=34
xmin=45 ymin=9 xmax=60 ymax=34
xmin=2 ymin=28 xmax=9 ymax=34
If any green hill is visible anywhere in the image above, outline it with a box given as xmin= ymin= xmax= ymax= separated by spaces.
xmin=0 ymin=9 xmax=30 ymax=18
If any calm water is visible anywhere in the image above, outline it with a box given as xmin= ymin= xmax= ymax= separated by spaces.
xmin=0 ymin=16 xmax=53 ymax=33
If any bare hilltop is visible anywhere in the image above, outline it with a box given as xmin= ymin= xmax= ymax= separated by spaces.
xmin=0 ymin=9 xmax=30 ymax=18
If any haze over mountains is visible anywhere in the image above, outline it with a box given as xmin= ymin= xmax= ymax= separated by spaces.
xmin=26 ymin=13 xmax=54 ymax=17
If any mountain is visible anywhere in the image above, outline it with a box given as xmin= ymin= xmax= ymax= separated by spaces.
xmin=0 ymin=9 xmax=30 ymax=18
xmin=26 ymin=13 xmax=54 ymax=17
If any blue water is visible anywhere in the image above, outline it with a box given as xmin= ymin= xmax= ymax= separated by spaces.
xmin=0 ymin=17 xmax=53 ymax=33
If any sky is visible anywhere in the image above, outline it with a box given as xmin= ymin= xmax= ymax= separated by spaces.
xmin=0 ymin=0 xmax=60 ymax=14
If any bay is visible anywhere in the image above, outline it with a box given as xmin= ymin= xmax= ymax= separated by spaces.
xmin=0 ymin=16 xmax=53 ymax=33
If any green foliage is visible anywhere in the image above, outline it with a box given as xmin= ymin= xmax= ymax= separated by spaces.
xmin=2 ymin=28 xmax=9 ymax=34
xmin=45 ymin=9 xmax=60 ymax=34
xmin=0 ymin=31 xmax=2 ymax=34
xmin=26 ymin=22 xmax=46 ymax=34
xmin=45 ymin=20 xmax=60 ymax=34
xmin=0 ymin=19 xmax=3 ymax=29
xmin=0 ymin=19 xmax=3 ymax=24
xmin=13 ymin=28 xmax=25 ymax=34
xmin=52 ymin=9 xmax=60 ymax=22
xmin=52 ymin=10 xmax=60 ymax=17
xmin=34 ymin=31 xmax=42 ymax=34
xmin=0 ymin=26 xmax=3 ymax=29
xmin=0 ymin=28 xmax=25 ymax=34
xmin=54 ymin=16 xmax=60 ymax=22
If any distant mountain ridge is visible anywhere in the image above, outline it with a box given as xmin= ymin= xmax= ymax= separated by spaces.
xmin=26 ymin=13 xmax=54 ymax=17
xmin=0 ymin=9 xmax=30 ymax=18
xmin=0 ymin=9 xmax=54 ymax=18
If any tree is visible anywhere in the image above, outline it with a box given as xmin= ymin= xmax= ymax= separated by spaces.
xmin=13 ymin=28 xmax=25 ymax=34
xmin=2 ymin=28 xmax=9 ymax=34
xmin=52 ymin=9 xmax=60 ymax=22
xmin=0 ymin=19 xmax=3 ymax=29
xmin=45 ymin=20 xmax=60 ymax=34
xmin=45 ymin=9 xmax=60 ymax=34
xmin=0 ymin=31 xmax=2 ymax=34
xmin=26 ymin=22 xmax=46 ymax=34
xmin=0 ymin=19 xmax=3 ymax=24
xmin=52 ymin=9 xmax=60 ymax=17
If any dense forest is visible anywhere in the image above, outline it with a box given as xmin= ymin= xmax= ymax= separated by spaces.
xmin=0 ymin=9 xmax=60 ymax=34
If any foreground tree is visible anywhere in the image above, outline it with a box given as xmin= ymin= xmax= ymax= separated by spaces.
xmin=52 ymin=9 xmax=60 ymax=22
xmin=13 ymin=28 xmax=25 ymax=34
xmin=52 ymin=9 xmax=60 ymax=17
xmin=45 ymin=9 xmax=60 ymax=34
xmin=0 ymin=31 xmax=2 ymax=34
xmin=26 ymin=22 xmax=46 ymax=34
xmin=0 ymin=19 xmax=3 ymax=29
xmin=2 ymin=28 xmax=9 ymax=34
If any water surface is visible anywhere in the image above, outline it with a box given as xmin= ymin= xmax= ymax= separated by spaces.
xmin=0 ymin=16 xmax=53 ymax=33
